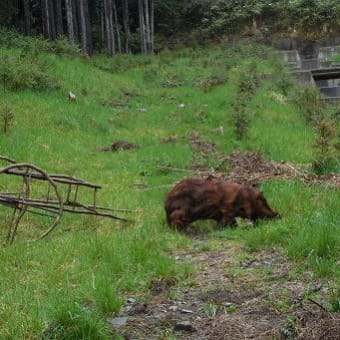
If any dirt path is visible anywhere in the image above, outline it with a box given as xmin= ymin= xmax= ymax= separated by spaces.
xmin=112 ymin=241 xmax=340 ymax=339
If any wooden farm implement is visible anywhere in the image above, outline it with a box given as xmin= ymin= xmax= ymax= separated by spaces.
xmin=0 ymin=156 xmax=129 ymax=244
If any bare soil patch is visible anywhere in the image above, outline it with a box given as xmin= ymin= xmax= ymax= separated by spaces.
xmin=98 ymin=140 xmax=139 ymax=152
xmin=158 ymin=132 xmax=339 ymax=188
xmin=218 ymin=150 xmax=340 ymax=189
xmin=112 ymin=245 xmax=339 ymax=339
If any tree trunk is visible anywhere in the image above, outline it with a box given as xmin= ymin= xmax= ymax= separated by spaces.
xmin=112 ymin=0 xmax=121 ymax=53
xmin=78 ymin=0 xmax=92 ymax=55
xmin=122 ymin=0 xmax=130 ymax=53
xmin=100 ymin=1 xmax=106 ymax=51
xmin=103 ymin=0 xmax=115 ymax=57
xmin=54 ymin=0 xmax=64 ymax=36
xmin=144 ymin=0 xmax=151 ymax=52
xmin=150 ymin=0 xmax=154 ymax=52
xmin=48 ymin=0 xmax=56 ymax=40
xmin=138 ymin=0 xmax=146 ymax=54
xmin=23 ymin=0 xmax=30 ymax=35
xmin=65 ymin=0 xmax=75 ymax=43
xmin=41 ymin=0 xmax=50 ymax=38
xmin=138 ymin=0 xmax=153 ymax=54
xmin=83 ymin=0 xmax=93 ymax=55
xmin=73 ymin=0 xmax=80 ymax=42
xmin=42 ymin=0 xmax=57 ymax=39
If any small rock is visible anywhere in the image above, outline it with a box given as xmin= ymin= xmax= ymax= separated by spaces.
xmin=308 ymin=284 xmax=322 ymax=294
xmin=180 ymin=308 xmax=194 ymax=314
xmin=127 ymin=297 xmax=136 ymax=304
xmin=178 ymin=103 xmax=185 ymax=108
xmin=124 ymin=305 xmax=132 ymax=313
xmin=174 ymin=321 xmax=195 ymax=332
xmin=127 ymin=303 xmax=148 ymax=315
xmin=222 ymin=302 xmax=234 ymax=307
xmin=109 ymin=316 xmax=129 ymax=326
xmin=138 ymin=107 xmax=147 ymax=112
xmin=169 ymin=305 xmax=178 ymax=312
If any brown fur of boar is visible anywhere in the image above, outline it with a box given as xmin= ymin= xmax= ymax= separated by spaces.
xmin=165 ymin=177 xmax=279 ymax=230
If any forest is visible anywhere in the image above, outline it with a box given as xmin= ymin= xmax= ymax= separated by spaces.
xmin=2 ymin=0 xmax=340 ymax=56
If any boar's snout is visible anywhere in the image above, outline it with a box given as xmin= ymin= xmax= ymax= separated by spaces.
xmin=273 ymin=211 xmax=281 ymax=219
xmin=256 ymin=193 xmax=279 ymax=220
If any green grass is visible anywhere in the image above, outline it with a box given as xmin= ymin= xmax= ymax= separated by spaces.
xmin=0 ymin=37 xmax=339 ymax=336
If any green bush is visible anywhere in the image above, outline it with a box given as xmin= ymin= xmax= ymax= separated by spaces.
xmin=0 ymin=51 xmax=58 ymax=91
xmin=0 ymin=103 xmax=15 ymax=134
xmin=292 ymin=86 xmax=323 ymax=123
xmin=312 ymin=116 xmax=339 ymax=174
xmin=53 ymin=37 xmax=81 ymax=57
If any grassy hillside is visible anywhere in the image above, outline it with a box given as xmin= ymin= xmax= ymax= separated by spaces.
xmin=0 ymin=38 xmax=339 ymax=337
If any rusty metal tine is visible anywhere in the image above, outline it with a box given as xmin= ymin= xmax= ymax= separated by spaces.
xmin=6 ymin=207 xmax=17 ymax=244
xmin=9 ymin=207 xmax=26 ymax=244
xmin=93 ymin=188 xmax=97 ymax=208
xmin=73 ymin=184 xmax=79 ymax=210
xmin=66 ymin=183 xmax=72 ymax=203
xmin=47 ymin=182 xmax=50 ymax=202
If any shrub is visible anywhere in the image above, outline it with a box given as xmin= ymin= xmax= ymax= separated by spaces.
xmin=292 ymin=85 xmax=339 ymax=173
xmin=231 ymin=60 xmax=261 ymax=140
xmin=53 ymin=37 xmax=81 ymax=57
xmin=312 ymin=116 xmax=339 ymax=174
xmin=0 ymin=28 xmax=28 ymax=49
xmin=21 ymin=36 xmax=53 ymax=57
xmin=292 ymin=86 xmax=323 ymax=123
xmin=231 ymin=98 xmax=251 ymax=140
xmin=0 ymin=103 xmax=15 ymax=134
xmin=0 ymin=51 xmax=58 ymax=91
xmin=196 ymin=73 xmax=227 ymax=92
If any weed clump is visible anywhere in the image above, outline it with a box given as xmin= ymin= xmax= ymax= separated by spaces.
xmin=312 ymin=116 xmax=339 ymax=174
xmin=196 ymin=73 xmax=227 ymax=92
xmin=0 ymin=103 xmax=14 ymax=134
xmin=231 ymin=60 xmax=261 ymax=140
xmin=0 ymin=51 xmax=58 ymax=91
xmin=43 ymin=303 xmax=111 ymax=339
xmin=292 ymin=86 xmax=323 ymax=123
xmin=330 ymin=286 xmax=340 ymax=312
xmin=292 ymin=86 xmax=339 ymax=173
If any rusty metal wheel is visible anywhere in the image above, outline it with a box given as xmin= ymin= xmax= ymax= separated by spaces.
xmin=0 ymin=163 xmax=64 ymax=244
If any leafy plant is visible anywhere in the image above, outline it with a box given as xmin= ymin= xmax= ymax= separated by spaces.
xmin=312 ymin=116 xmax=339 ymax=174
xmin=202 ymin=302 xmax=218 ymax=317
xmin=0 ymin=52 xmax=58 ymax=91
xmin=231 ymin=60 xmax=261 ymax=140
xmin=292 ymin=86 xmax=323 ymax=124
xmin=53 ymin=37 xmax=81 ymax=57
xmin=0 ymin=103 xmax=14 ymax=134
xmin=280 ymin=315 xmax=298 ymax=340
xmin=329 ymin=286 xmax=340 ymax=312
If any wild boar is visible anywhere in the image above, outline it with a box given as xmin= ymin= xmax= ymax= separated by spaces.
xmin=165 ymin=177 xmax=279 ymax=230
